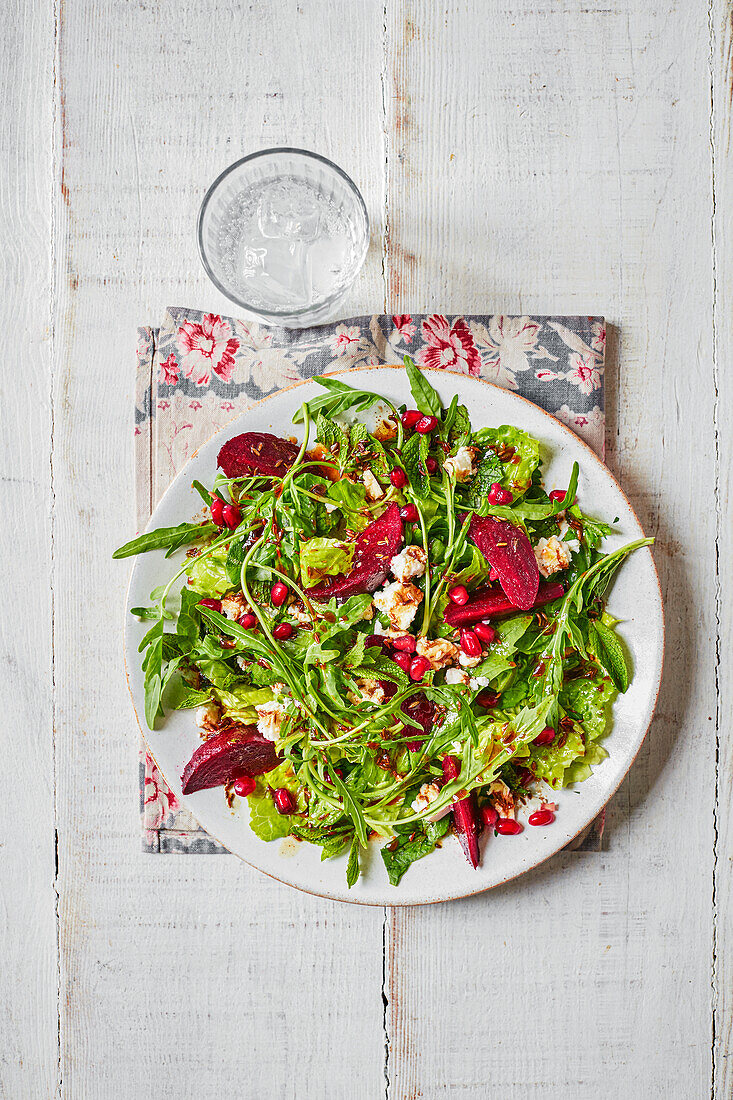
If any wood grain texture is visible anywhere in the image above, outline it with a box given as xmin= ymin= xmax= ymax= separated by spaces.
xmin=52 ymin=1 xmax=386 ymax=1097
xmin=0 ymin=1 xmax=58 ymax=1097
xmin=383 ymin=3 xmax=718 ymax=1098
xmin=1 ymin=0 xmax=728 ymax=1096
xmin=712 ymin=1 xmax=732 ymax=1095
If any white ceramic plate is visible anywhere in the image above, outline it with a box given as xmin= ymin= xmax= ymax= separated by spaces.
xmin=125 ymin=367 xmax=664 ymax=905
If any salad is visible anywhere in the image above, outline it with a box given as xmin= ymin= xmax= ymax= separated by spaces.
xmin=117 ymin=360 xmax=652 ymax=888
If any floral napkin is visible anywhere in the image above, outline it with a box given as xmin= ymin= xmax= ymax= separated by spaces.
xmin=135 ymin=309 xmax=606 ymax=854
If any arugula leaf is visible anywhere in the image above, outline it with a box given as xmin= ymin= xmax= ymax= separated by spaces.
xmin=381 ymin=817 xmax=450 ymax=886
xmin=404 ymin=355 xmax=442 ymax=416
xmin=346 ymin=834 xmax=361 ymax=888
xmin=113 ymin=522 xmax=216 ymax=559
xmin=141 ymin=615 xmax=165 ymax=728
xmin=294 ymin=377 xmax=399 ymax=427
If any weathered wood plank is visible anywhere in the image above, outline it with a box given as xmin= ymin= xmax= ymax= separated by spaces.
xmin=384 ymin=3 xmax=716 ymax=1097
xmin=52 ymin=1 xmax=387 ymax=1096
xmin=712 ymin=2 xmax=732 ymax=1095
xmin=0 ymin=1 xmax=58 ymax=1096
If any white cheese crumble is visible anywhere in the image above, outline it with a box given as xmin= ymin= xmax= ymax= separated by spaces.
xmin=195 ymin=702 xmax=220 ymax=732
xmin=445 ymin=667 xmax=471 ymax=686
xmin=416 ymin=636 xmax=460 ymax=670
xmin=458 ymin=650 xmax=481 ymax=669
xmin=255 ymin=698 xmax=286 ymax=742
xmin=373 ymin=581 xmax=423 ymax=632
xmin=534 ymin=535 xmax=572 ymax=577
xmin=362 ymin=468 xmax=384 ymax=501
xmin=221 ymin=592 xmax=249 ymax=620
xmin=443 ymin=446 xmax=478 ymax=483
xmin=411 ymin=781 xmax=442 ymax=814
xmin=355 ymin=678 xmax=386 ymax=705
xmin=390 ymin=544 xmax=427 ymax=583
xmin=469 ymin=674 xmax=490 ymax=690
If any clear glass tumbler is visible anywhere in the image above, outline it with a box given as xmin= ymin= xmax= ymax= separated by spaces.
xmin=198 ymin=148 xmax=369 ymax=328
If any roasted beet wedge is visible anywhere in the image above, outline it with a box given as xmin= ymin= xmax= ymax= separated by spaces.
xmin=181 ymin=726 xmax=280 ymax=795
xmin=444 ymin=581 xmax=565 ymax=627
xmin=442 ymin=755 xmax=481 ymax=869
xmin=468 ymin=515 xmax=540 ymax=611
xmin=217 ymin=432 xmax=299 ymax=479
xmin=306 ymin=503 xmax=403 ymax=601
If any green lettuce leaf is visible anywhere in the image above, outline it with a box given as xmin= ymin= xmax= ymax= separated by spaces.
xmin=215 ymin=684 xmax=274 ymax=721
xmin=186 ymin=544 xmax=232 ymax=597
xmin=246 ymin=762 xmax=304 ymax=841
xmin=473 ymin=425 xmax=540 ymax=495
xmin=299 ymin=537 xmax=355 ymax=587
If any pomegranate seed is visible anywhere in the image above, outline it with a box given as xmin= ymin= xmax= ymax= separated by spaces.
xmin=409 ymin=656 xmax=430 ymax=681
xmin=210 ymin=496 xmax=225 ymax=526
xmin=273 ymin=788 xmax=296 ymax=815
xmin=474 ymin=622 xmax=496 ymax=644
xmin=528 ymin=809 xmax=555 ymax=827
xmin=401 ymin=409 xmax=422 ymax=431
xmin=390 ymin=467 xmax=408 ymax=488
xmin=489 ymin=567 xmax=500 ymax=582
xmin=426 ymin=456 xmax=438 ymax=474
xmin=488 ymin=482 xmax=513 ymax=505
xmin=392 ymin=634 xmax=416 ymax=653
xmin=476 ymin=689 xmax=500 ymax=708
xmin=273 ymin=622 xmax=294 ymax=640
xmin=549 ymin=489 xmax=566 ymax=504
xmin=448 ymin=585 xmax=469 ymax=606
xmin=442 ymin=755 xmax=460 ymax=781
xmin=517 ymin=767 xmax=534 ymax=787
xmin=393 ymin=651 xmax=413 ymax=673
xmin=270 ymin=581 xmax=288 ymax=607
xmin=197 ymin=598 xmax=222 ymax=613
xmin=323 ymin=767 xmax=344 ymax=784
xmin=480 ymin=804 xmax=498 ymax=828
xmin=496 ymin=818 xmax=523 ymax=835
xmin=221 ymin=503 xmax=242 ymax=529
xmin=233 ymin=775 xmax=256 ymax=797
xmin=533 ymin=726 xmax=556 ymax=746
xmin=238 ymin=612 xmax=257 ymax=630
xmin=415 ymin=415 xmax=438 ymax=434
xmin=407 ymin=740 xmax=424 ymax=752
xmin=460 ymin=628 xmax=482 ymax=657
xmin=365 ymin=634 xmax=385 ymax=649
xmin=400 ymin=503 xmax=419 ymax=522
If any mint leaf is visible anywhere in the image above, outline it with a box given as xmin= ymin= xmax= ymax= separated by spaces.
xmin=590 ymin=619 xmax=629 ymax=692
xmin=346 ymin=834 xmax=360 ymax=888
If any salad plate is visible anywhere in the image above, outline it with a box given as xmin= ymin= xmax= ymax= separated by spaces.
xmin=123 ymin=365 xmax=663 ymax=905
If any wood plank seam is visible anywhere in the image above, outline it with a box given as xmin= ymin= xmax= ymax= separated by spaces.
xmin=709 ymin=1 xmax=723 ymax=1096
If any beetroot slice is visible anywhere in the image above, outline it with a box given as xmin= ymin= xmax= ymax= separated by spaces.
xmin=306 ymin=503 xmax=403 ymax=601
xmin=468 ymin=515 xmax=540 ymax=611
xmin=444 ymin=581 xmax=565 ymax=627
xmin=401 ymin=693 xmax=435 ymax=739
xmin=181 ymin=727 xmax=280 ymax=794
xmin=217 ymin=432 xmax=299 ymax=479
xmin=442 ymin=755 xmax=481 ymax=868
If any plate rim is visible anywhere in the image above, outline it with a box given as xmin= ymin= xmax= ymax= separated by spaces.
xmin=124 ymin=365 xmax=665 ymax=905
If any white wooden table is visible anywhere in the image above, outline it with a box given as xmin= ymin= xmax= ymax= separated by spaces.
xmin=2 ymin=1 xmax=729 ymax=1096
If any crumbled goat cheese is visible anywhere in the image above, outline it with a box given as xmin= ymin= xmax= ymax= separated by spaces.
xmin=411 ymin=781 xmax=442 ymax=814
xmin=445 ymin=667 xmax=471 ymax=686
xmin=287 ymin=601 xmax=312 ymax=626
xmin=221 ymin=592 xmax=249 ymax=620
xmin=416 ymin=636 xmax=460 ymax=670
xmin=255 ymin=698 xmax=286 ymax=742
xmin=534 ymin=535 xmax=572 ymax=578
xmin=373 ymin=581 xmax=423 ymax=632
xmin=469 ymin=675 xmax=490 ymax=690
xmin=390 ymin=545 xmax=427 ymax=583
xmin=362 ymin=468 xmax=384 ymax=501
xmin=488 ymin=780 xmax=516 ymax=819
xmin=195 ymin=702 xmax=220 ymax=732
xmin=443 ymin=445 xmax=478 ymax=483
xmin=458 ymin=650 xmax=481 ymax=669
xmin=357 ymin=678 xmax=387 ymax=705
